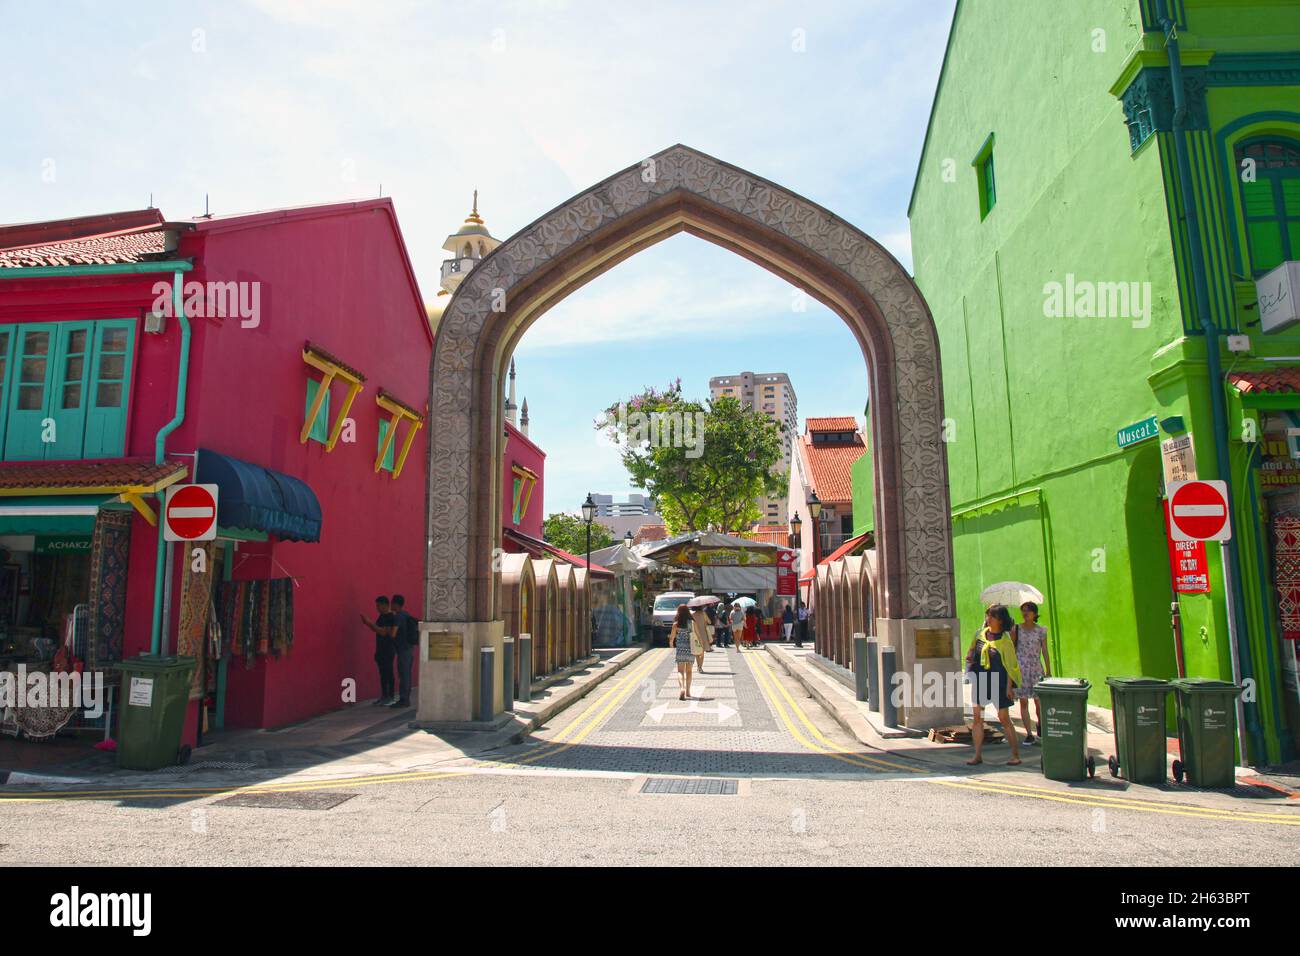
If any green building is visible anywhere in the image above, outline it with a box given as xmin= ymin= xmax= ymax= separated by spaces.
xmin=857 ymin=0 xmax=1300 ymax=763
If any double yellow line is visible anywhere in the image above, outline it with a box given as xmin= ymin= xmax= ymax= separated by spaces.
xmin=746 ymin=650 xmax=1300 ymax=828
xmin=514 ymin=648 xmax=667 ymax=766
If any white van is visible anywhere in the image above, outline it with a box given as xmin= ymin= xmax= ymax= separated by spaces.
xmin=650 ymin=591 xmax=695 ymax=646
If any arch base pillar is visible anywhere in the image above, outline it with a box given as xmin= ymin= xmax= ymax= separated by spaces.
xmin=874 ymin=617 xmax=966 ymax=729
xmin=415 ymin=619 xmax=506 ymax=724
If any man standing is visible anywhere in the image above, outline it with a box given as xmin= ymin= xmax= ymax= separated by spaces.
xmin=782 ymin=603 xmax=795 ymax=643
xmin=389 ymin=594 xmax=417 ymax=709
xmin=360 ymin=596 xmax=397 ymax=705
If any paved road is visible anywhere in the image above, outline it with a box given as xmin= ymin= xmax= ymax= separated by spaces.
xmin=1 ymin=647 xmax=1296 ymax=866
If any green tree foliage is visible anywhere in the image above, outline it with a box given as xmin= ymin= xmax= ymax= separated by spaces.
xmin=542 ymin=512 xmax=615 ymax=555
xmin=596 ymin=381 xmax=785 ymax=534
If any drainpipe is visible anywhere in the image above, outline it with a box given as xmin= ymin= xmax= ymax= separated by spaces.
xmin=149 ymin=270 xmax=192 ymax=655
xmin=1156 ymin=0 xmax=1264 ymax=762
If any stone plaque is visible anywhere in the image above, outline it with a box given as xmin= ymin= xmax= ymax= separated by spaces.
xmin=914 ymin=627 xmax=953 ymax=659
xmin=426 ymin=631 xmax=463 ymax=662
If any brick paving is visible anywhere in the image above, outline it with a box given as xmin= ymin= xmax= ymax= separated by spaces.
xmin=497 ymin=648 xmax=894 ymax=777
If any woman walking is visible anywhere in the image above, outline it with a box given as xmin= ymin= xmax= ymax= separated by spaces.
xmin=965 ymin=605 xmax=1023 ymax=766
xmin=1014 ymin=601 xmax=1051 ymax=745
xmin=691 ymin=606 xmax=710 ymax=674
xmin=743 ymin=605 xmax=759 ymax=648
xmin=669 ymin=604 xmax=695 ymax=699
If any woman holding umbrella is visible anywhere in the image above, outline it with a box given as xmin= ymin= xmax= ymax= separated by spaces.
xmin=965 ymin=605 xmax=1023 ymax=766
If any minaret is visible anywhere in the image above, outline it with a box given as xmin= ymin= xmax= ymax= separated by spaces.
xmin=428 ymin=191 xmax=502 ymax=332
xmin=521 ymin=397 xmax=530 ymax=437
xmin=505 ymin=358 xmax=518 ymax=426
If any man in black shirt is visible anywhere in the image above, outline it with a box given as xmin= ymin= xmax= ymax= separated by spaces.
xmin=359 ymin=596 xmax=397 ymax=705
xmin=389 ymin=594 xmax=417 ymax=709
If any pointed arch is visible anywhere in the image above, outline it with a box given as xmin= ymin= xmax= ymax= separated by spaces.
xmin=426 ymin=145 xmax=955 ymax=633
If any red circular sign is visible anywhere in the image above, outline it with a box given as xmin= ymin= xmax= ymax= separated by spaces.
xmin=1170 ymin=481 xmax=1228 ymax=540
xmin=166 ymin=484 xmax=217 ymax=540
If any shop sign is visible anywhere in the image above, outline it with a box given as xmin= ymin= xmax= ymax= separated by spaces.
xmin=1117 ymin=416 xmax=1159 ymax=449
xmin=665 ymin=545 xmax=776 ymax=567
xmin=1164 ymin=503 xmax=1210 ymax=594
xmin=34 ymin=535 xmax=92 ymax=554
xmin=1259 ymin=430 xmax=1300 ymax=488
xmin=1160 ymin=434 xmax=1196 ymax=484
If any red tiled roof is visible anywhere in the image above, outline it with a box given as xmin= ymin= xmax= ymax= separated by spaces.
xmin=807 ymin=416 xmax=859 ymax=431
xmin=744 ymin=526 xmax=791 ymax=548
xmin=1228 ymin=369 xmax=1300 ymax=394
xmin=0 ymin=209 xmax=163 ymax=250
xmin=800 ymin=433 xmax=866 ymax=505
xmin=635 ymin=524 xmax=669 ymax=543
xmin=0 ymin=227 xmax=175 ymax=268
xmin=0 ymin=459 xmax=187 ymax=491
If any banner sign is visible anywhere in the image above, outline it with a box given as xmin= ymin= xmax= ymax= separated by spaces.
xmin=1164 ymin=502 xmax=1210 ymax=594
xmin=776 ymin=548 xmax=797 ymax=596
xmin=663 ymin=545 xmax=776 ymax=567
xmin=34 ymin=535 xmax=92 ymax=555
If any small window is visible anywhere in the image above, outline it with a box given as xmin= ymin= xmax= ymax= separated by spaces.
xmin=305 ymin=378 xmax=331 ymax=444
xmin=377 ymin=418 xmax=396 ymax=472
xmin=1236 ymin=138 xmax=1300 ymax=276
xmin=973 ymin=133 xmax=997 ymax=221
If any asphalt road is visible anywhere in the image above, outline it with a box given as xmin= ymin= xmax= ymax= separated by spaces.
xmin=1 ymin=648 xmax=1296 ymax=866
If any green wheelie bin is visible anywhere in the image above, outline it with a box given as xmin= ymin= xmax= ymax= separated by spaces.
xmin=114 ymin=654 xmax=197 ymax=771
xmin=1104 ymin=676 xmax=1171 ymax=784
xmin=1170 ymin=678 xmax=1242 ymax=788
xmin=1033 ymin=678 xmax=1095 ymax=781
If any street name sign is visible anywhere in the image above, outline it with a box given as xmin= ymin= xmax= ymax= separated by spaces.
xmin=1117 ymin=416 xmax=1159 ymax=449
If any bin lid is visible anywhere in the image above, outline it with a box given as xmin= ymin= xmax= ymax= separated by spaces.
xmin=113 ymin=654 xmax=197 ymax=673
xmin=1035 ymin=677 xmax=1090 ymax=692
xmin=1170 ymin=677 xmax=1242 ymax=693
xmin=1104 ymin=676 xmax=1171 ymax=690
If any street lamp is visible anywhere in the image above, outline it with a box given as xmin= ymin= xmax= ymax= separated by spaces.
xmin=582 ymin=493 xmax=596 ymax=655
xmin=807 ymin=492 xmax=822 ymax=655
xmin=789 ymin=511 xmax=804 ymax=647
xmin=623 ymin=530 xmax=635 ymax=642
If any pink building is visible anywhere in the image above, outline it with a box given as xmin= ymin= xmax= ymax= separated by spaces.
xmin=0 ymin=201 xmax=431 ymax=747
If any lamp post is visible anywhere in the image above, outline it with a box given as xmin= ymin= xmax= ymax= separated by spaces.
xmin=623 ymin=530 xmax=635 ymax=642
xmin=807 ymin=492 xmax=822 ymax=655
xmin=581 ymin=493 xmax=596 ymax=654
xmin=790 ymin=511 xmax=804 ymax=648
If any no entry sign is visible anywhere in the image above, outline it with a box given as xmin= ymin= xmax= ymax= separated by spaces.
xmin=1168 ymin=480 xmax=1231 ymax=542
xmin=163 ymin=483 xmax=219 ymax=542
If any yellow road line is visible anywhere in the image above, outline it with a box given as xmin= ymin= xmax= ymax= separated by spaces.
xmin=752 ymin=649 xmax=1300 ymax=828
xmin=932 ymin=779 xmax=1300 ymax=826
xmin=516 ymin=649 xmax=665 ymax=765
xmin=748 ymin=650 xmax=922 ymax=774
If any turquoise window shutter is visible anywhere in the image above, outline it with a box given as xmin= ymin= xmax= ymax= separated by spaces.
xmin=4 ymin=324 xmax=57 ymax=461
xmin=377 ymin=418 xmax=395 ymax=471
xmin=82 ymin=320 xmax=134 ymax=459
xmin=0 ymin=328 xmax=15 ymax=454
xmin=47 ymin=321 xmax=92 ymax=460
xmin=305 ymin=378 xmax=331 ymax=444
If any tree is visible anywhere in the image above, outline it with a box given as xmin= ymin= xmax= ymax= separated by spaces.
xmin=542 ymin=512 xmax=614 ymax=555
xmin=596 ymin=382 xmax=785 ymax=535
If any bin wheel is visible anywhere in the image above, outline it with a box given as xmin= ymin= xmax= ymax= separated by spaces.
xmin=1172 ymin=759 xmax=1183 ymax=784
xmin=177 ymin=745 xmax=192 ymax=766
xmin=1107 ymin=755 xmax=1119 ymax=777
xmin=1087 ymin=756 xmax=1096 ymax=779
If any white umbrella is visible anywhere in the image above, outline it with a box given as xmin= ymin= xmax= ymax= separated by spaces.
xmin=979 ymin=581 xmax=1044 ymax=608
xmin=730 ymin=596 xmax=758 ymax=608
xmin=687 ymin=595 xmax=721 ymax=608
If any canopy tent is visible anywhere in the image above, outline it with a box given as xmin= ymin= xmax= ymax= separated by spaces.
xmin=640 ymin=530 xmax=778 ymax=567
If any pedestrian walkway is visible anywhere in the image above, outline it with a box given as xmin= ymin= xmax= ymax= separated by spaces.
xmin=489 ymin=646 xmax=919 ymax=778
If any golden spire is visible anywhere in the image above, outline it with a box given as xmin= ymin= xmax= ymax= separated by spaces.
xmin=465 ymin=190 xmax=483 ymax=225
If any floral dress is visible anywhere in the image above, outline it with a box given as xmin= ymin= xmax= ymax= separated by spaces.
xmin=1014 ymin=624 xmax=1048 ymax=700
xmin=672 ymin=624 xmax=694 ymax=664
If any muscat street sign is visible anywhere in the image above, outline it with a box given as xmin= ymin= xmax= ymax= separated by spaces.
xmin=1167 ymin=480 xmax=1232 ymax=542
xmin=1117 ymin=416 xmax=1159 ymax=449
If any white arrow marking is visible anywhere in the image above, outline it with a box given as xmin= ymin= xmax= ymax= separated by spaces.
xmin=647 ymin=694 xmax=737 ymax=724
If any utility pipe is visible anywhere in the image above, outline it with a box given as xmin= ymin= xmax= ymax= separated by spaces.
xmin=149 ymin=270 xmax=192 ymax=654
xmin=1156 ymin=0 xmax=1264 ymax=761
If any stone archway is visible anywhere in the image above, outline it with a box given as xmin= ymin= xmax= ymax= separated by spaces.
xmin=423 ymin=145 xmax=962 ymax=728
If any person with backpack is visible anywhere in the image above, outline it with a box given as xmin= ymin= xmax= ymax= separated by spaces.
xmin=359 ymin=595 xmax=397 ymax=705
xmin=389 ymin=594 xmax=419 ymax=709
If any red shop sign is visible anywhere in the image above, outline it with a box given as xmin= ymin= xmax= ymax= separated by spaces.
xmin=776 ymin=548 xmax=797 ymax=596
xmin=1164 ymin=501 xmax=1210 ymax=594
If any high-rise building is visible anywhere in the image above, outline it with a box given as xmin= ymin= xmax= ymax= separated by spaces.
xmin=708 ymin=371 xmax=797 ymax=525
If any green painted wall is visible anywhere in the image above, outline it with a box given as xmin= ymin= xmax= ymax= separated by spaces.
xmin=895 ymin=0 xmax=1300 ymax=761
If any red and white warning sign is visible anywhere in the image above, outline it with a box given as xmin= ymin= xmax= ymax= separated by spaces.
xmin=163 ymin=483 xmax=219 ymax=542
xmin=1167 ymin=480 xmax=1231 ymax=543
